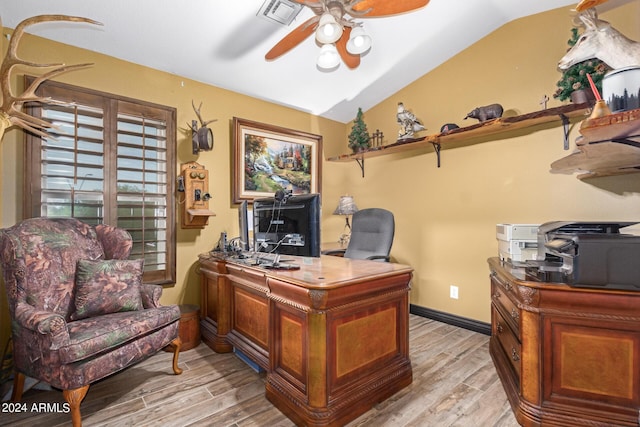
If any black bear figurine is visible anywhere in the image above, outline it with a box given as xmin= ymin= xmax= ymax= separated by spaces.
xmin=464 ymin=104 xmax=504 ymax=122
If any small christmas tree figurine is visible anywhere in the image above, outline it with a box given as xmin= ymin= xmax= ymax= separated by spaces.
xmin=348 ymin=108 xmax=370 ymax=153
xmin=554 ymin=27 xmax=609 ymax=102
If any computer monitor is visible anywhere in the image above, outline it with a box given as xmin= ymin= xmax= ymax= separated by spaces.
xmin=253 ymin=193 xmax=321 ymax=257
xmin=238 ymin=200 xmax=250 ymax=251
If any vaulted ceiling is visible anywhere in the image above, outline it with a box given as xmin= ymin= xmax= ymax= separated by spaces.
xmin=2 ymin=0 xmax=597 ymax=123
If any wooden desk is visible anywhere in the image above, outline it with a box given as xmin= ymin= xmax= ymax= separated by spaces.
xmin=199 ymin=253 xmax=413 ymax=427
xmin=489 ymin=257 xmax=640 ymax=427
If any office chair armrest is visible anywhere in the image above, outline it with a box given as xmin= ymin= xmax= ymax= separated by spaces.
xmin=366 ymin=255 xmax=390 ymax=262
xmin=323 ymin=249 xmax=346 ymax=257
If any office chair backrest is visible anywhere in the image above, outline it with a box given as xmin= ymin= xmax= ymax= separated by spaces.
xmin=344 ymin=208 xmax=395 ymax=262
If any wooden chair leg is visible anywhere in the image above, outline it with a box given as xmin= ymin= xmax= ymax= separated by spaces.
xmin=10 ymin=371 xmax=25 ymax=401
xmin=63 ymin=385 xmax=89 ymax=427
xmin=165 ymin=337 xmax=183 ymax=375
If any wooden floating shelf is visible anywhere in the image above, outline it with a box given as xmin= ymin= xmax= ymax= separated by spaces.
xmin=327 ymin=103 xmax=590 ymax=163
xmin=551 ymin=107 xmax=640 ymax=180
xmin=576 ymin=107 xmax=640 ymax=144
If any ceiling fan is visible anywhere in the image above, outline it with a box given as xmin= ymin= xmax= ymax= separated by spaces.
xmin=265 ymin=0 xmax=430 ymax=70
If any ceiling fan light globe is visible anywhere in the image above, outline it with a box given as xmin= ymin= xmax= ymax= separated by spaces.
xmin=317 ymin=43 xmax=340 ymax=70
xmin=346 ymin=27 xmax=372 ymax=55
xmin=316 ymin=13 xmax=343 ymax=44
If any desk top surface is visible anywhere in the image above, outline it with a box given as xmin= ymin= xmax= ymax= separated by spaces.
xmin=200 ymin=252 xmax=413 ymax=289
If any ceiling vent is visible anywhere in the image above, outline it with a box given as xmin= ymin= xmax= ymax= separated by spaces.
xmin=257 ymin=0 xmax=304 ymax=26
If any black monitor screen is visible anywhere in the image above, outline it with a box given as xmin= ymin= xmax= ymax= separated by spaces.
xmin=253 ymin=193 xmax=321 ymax=257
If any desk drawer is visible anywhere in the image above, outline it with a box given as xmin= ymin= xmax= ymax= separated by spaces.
xmin=491 ymin=277 xmax=520 ymax=334
xmin=492 ymin=305 xmax=521 ymax=379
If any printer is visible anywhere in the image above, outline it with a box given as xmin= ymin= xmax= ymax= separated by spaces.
xmin=496 ymin=223 xmax=539 ymax=264
xmin=528 ymin=221 xmax=640 ymax=290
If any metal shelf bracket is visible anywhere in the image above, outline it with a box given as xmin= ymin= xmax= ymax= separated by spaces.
xmin=355 ymin=155 xmax=365 ymax=177
xmin=431 ymin=142 xmax=442 ymax=167
xmin=560 ymin=114 xmax=570 ymax=150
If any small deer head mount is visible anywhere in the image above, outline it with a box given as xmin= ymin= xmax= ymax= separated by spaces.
xmin=191 ymin=100 xmax=217 ymax=154
xmin=0 ymin=15 xmax=102 ymax=142
xmin=558 ymin=8 xmax=640 ymax=70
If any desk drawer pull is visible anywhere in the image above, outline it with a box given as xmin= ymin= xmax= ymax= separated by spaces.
xmin=493 ymin=291 xmax=501 ymax=300
xmin=511 ymin=347 xmax=520 ymax=362
xmin=511 ymin=308 xmax=519 ymax=321
xmin=496 ymin=322 xmax=504 ymax=334
xmin=492 ymin=273 xmax=513 ymax=292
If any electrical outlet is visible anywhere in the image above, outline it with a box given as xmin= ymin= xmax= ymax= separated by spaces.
xmin=450 ymin=285 xmax=459 ymax=300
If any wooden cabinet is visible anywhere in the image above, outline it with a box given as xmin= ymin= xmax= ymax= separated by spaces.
xmin=225 ymin=263 xmax=270 ymax=370
xmin=199 ymin=258 xmax=233 ymax=353
xmin=489 ymin=257 xmax=640 ymax=427
xmin=199 ymin=253 xmax=413 ymax=427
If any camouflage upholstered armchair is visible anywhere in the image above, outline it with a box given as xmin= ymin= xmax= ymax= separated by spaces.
xmin=0 ymin=218 xmax=182 ymax=427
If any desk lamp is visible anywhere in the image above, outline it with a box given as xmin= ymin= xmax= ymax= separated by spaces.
xmin=333 ymin=195 xmax=358 ymax=246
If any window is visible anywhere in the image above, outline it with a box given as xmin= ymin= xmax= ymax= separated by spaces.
xmin=24 ymin=78 xmax=176 ymax=285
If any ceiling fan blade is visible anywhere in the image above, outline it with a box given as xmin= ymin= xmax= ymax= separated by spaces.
xmin=352 ymin=0 xmax=430 ymax=17
xmin=336 ymin=27 xmax=360 ymax=69
xmin=575 ymin=0 xmax=609 ymax=11
xmin=265 ymin=17 xmax=318 ymax=60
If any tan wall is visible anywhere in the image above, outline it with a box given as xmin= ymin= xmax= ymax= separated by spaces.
xmin=0 ymin=29 xmax=347 ymax=352
xmin=1 ymin=3 xmax=640 ymax=352
xmin=341 ymin=3 xmax=640 ymax=322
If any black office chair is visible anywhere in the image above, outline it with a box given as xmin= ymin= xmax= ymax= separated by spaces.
xmin=326 ymin=208 xmax=395 ymax=262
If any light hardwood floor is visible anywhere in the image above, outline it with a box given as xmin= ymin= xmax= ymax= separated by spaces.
xmin=1 ymin=315 xmax=519 ymax=426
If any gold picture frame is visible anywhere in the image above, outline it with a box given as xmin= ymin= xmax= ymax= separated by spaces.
xmin=232 ymin=117 xmax=322 ymax=203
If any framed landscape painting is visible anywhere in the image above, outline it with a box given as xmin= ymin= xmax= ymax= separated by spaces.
xmin=232 ymin=117 xmax=322 ymax=203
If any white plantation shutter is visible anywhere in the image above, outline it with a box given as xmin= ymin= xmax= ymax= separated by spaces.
xmin=116 ymin=107 xmax=170 ymax=281
xmin=38 ymin=103 xmax=106 ymax=222
xmin=25 ymin=79 xmax=176 ymax=285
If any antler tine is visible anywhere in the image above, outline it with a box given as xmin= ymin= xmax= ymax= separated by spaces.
xmin=0 ymin=15 xmax=102 ymax=140
xmin=192 ymin=100 xmax=204 ymax=125
xmin=4 ymin=63 xmax=94 ymax=139
xmin=2 ymin=15 xmax=101 ymax=104
xmin=191 ymin=100 xmax=217 ymax=127
xmin=16 ymin=63 xmax=93 ymax=106
xmin=9 ymin=15 xmax=102 ymax=46
xmin=9 ymin=109 xmax=59 ymax=138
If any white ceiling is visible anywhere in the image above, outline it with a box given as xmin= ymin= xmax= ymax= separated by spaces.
xmin=1 ymin=0 xmax=589 ymax=123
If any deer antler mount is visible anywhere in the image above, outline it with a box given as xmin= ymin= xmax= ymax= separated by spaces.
xmin=191 ymin=100 xmax=217 ymax=155
xmin=0 ymin=14 xmax=102 ymax=142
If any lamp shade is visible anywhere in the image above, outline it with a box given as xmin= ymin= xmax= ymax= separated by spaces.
xmin=333 ymin=195 xmax=358 ymax=215
xmin=317 ymin=43 xmax=340 ymax=70
xmin=346 ymin=26 xmax=372 ymax=55
xmin=315 ymin=13 xmax=343 ymax=44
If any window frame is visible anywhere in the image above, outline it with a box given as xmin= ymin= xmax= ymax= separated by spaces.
xmin=23 ymin=77 xmax=177 ymax=286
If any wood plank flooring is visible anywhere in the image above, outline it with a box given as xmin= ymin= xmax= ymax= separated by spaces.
xmin=1 ymin=315 xmax=519 ymax=426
